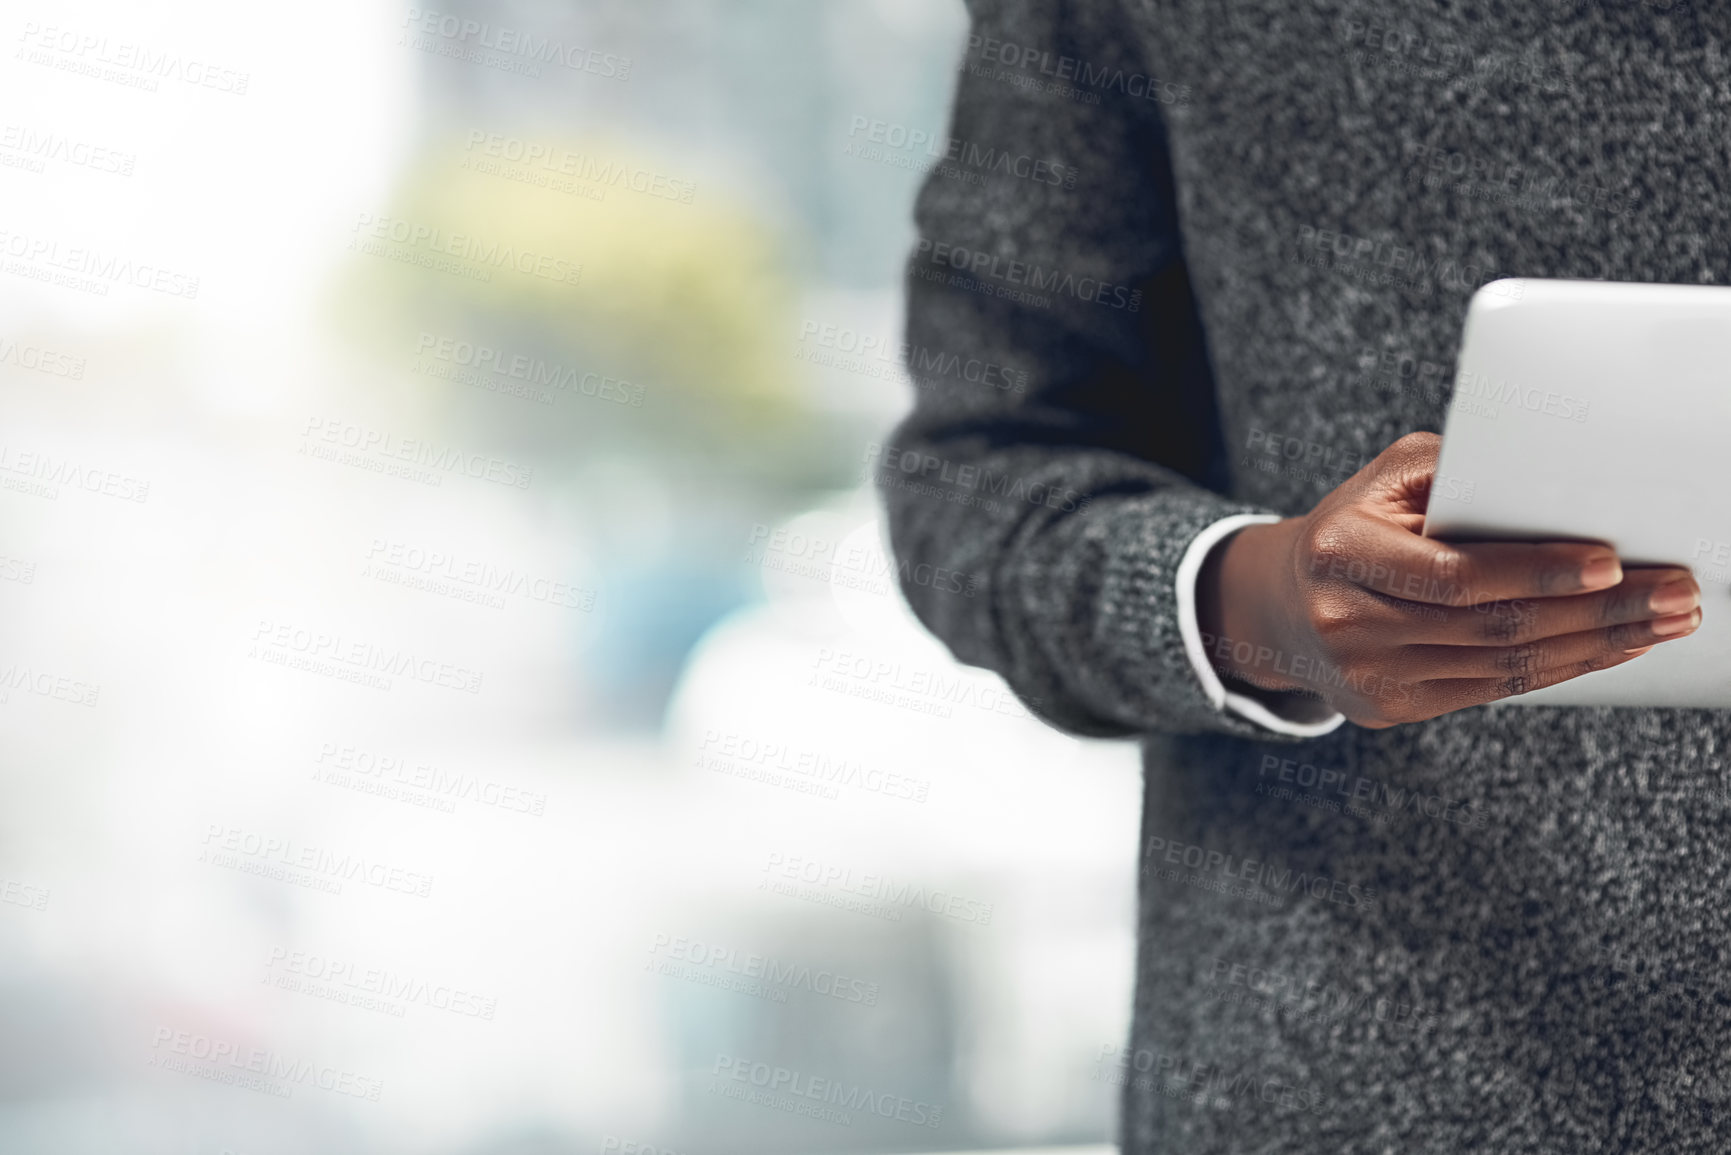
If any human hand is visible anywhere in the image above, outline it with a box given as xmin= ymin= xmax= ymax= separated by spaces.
xmin=1196 ymin=432 xmax=1700 ymax=728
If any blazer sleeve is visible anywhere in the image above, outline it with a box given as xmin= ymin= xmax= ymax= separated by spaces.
xmin=878 ymin=0 xmax=1312 ymax=740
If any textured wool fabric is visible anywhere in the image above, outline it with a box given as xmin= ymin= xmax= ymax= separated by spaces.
xmin=878 ymin=0 xmax=1731 ymax=1150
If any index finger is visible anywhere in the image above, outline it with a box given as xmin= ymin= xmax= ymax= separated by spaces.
xmin=1309 ymin=520 xmax=1623 ymax=606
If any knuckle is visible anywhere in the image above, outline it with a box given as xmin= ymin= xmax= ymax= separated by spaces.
xmin=1497 ymin=645 xmax=1540 ymax=675
xmin=1309 ymin=597 xmax=1357 ymax=639
xmin=1303 ymin=523 xmax=1353 ymax=570
xmin=1428 ymin=547 xmax=1465 ymax=592
xmin=1600 ymin=622 xmax=1637 ymax=651
xmin=1478 ymin=606 xmax=1529 ymax=644
xmin=1497 ymin=674 xmax=1530 ymax=698
xmin=1593 ymin=590 xmax=1619 ymax=626
xmin=1390 ymin=430 xmax=1441 ymax=458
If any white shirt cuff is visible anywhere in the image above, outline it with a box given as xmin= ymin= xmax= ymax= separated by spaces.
xmin=1175 ymin=513 xmax=1346 ymax=738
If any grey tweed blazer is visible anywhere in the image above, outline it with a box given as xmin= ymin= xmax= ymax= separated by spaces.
xmin=879 ymin=0 xmax=1731 ymax=1150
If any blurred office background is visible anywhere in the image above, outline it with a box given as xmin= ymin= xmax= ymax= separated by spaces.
xmin=0 ymin=1 xmax=1140 ymax=1152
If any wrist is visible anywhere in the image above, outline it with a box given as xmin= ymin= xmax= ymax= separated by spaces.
xmin=1196 ymin=518 xmax=1308 ymax=693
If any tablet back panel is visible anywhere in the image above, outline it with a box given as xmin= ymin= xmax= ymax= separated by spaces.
xmin=1423 ymin=278 xmax=1731 ymax=707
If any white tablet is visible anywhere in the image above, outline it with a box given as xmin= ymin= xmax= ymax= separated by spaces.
xmin=1422 ymin=278 xmax=1731 ymax=708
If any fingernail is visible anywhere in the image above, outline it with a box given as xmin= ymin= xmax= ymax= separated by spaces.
xmin=1624 ymin=644 xmax=1655 ymax=655
xmin=1651 ymin=608 xmax=1702 ymax=637
xmin=1579 ymin=555 xmax=1622 ymax=590
xmin=1649 ymin=579 xmax=1700 ymax=616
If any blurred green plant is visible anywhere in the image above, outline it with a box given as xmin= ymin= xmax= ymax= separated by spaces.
xmin=330 ymin=133 xmax=855 ymax=491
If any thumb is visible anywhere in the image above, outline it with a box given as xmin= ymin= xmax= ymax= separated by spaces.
xmin=1358 ymin=431 xmax=1442 ymax=516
